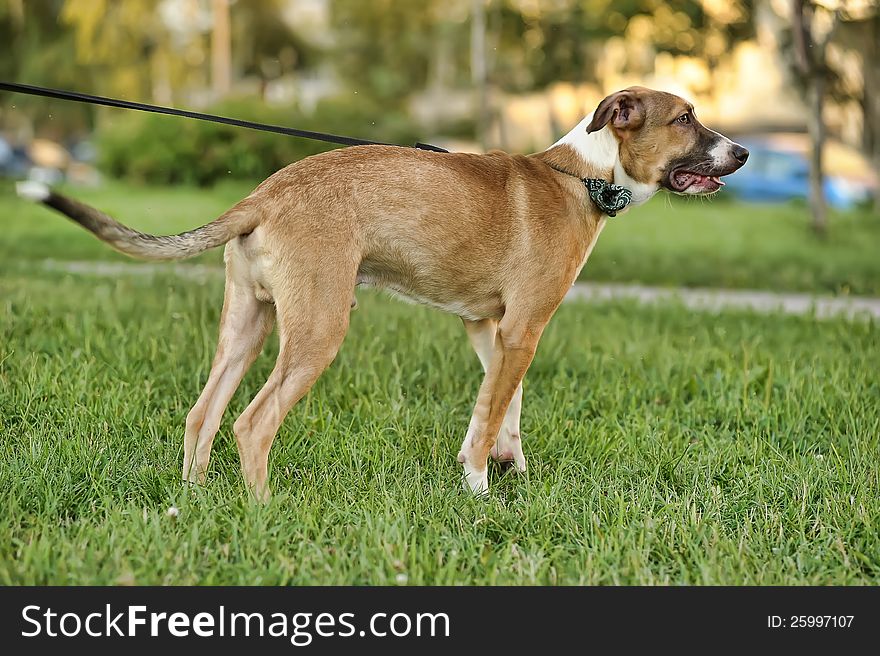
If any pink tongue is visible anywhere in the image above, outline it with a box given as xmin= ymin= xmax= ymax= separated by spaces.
xmin=693 ymin=174 xmax=725 ymax=187
xmin=676 ymin=172 xmax=723 ymax=189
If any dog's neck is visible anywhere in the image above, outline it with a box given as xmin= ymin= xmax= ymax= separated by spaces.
xmin=537 ymin=113 xmax=658 ymax=208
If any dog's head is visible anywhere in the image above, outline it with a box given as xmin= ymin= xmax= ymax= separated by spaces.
xmin=586 ymin=86 xmax=748 ymax=196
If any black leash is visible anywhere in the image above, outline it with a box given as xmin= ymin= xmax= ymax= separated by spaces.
xmin=0 ymin=80 xmax=449 ymax=153
xmin=1 ymin=81 xmax=635 ymax=216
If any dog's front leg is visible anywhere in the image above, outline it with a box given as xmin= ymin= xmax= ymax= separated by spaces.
xmin=457 ymin=314 xmax=545 ymax=494
xmin=462 ymin=318 xmax=526 ymax=472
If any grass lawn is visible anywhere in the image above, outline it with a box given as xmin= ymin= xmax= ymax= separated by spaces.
xmin=1 ymin=268 xmax=878 ymax=585
xmin=1 ymin=180 xmax=879 ymax=295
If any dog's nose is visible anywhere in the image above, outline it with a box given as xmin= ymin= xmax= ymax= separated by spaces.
xmin=732 ymin=144 xmax=749 ymax=164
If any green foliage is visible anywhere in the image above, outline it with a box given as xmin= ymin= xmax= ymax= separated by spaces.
xmin=232 ymin=0 xmax=317 ymax=84
xmin=0 ymin=0 xmax=95 ymax=136
xmin=328 ymin=0 xmax=757 ymax=98
xmin=60 ymin=0 xmax=182 ymax=102
xmin=3 ymin=0 xmax=761 ymax=143
xmin=0 ymin=0 xmax=67 ymax=81
xmin=95 ymin=97 xmax=422 ymax=186
xmin=330 ymin=0 xmax=456 ymax=102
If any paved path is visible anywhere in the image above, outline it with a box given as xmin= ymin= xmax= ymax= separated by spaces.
xmin=564 ymin=282 xmax=880 ymax=321
xmin=39 ymin=259 xmax=880 ymax=321
xmin=41 ymin=258 xmax=221 ymax=281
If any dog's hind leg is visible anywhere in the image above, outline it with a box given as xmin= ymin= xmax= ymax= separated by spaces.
xmin=182 ymin=250 xmax=275 ymax=485
xmin=231 ymin=263 xmax=356 ymax=501
xmin=462 ymin=318 xmax=526 ymax=472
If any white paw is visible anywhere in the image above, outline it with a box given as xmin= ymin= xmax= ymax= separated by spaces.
xmin=490 ymin=431 xmax=527 ymax=473
xmin=182 ymin=459 xmax=207 ymax=485
xmin=459 ymin=457 xmax=489 ymax=495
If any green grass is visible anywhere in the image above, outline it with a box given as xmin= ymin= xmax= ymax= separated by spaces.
xmin=1 ymin=181 xmax=879 ymax=294
xmin=1 ymin=269 xmax=878 ymax=584
xmin=0 ymin=181 xmax=248 ymax=267
xmin=593 ymin=196 xmax=880 ymax=296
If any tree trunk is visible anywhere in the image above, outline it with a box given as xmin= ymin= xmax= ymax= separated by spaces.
xmin=211 ymin=0 xmax=232 ymax=99
xmin=863 ymin=15 xmax=880 ymax=211
xmin=471 ymin=0 xmax=489 ymax=150
xmin=792 ymin=0 xmax=831 ymax=235
xmin=807 ymin=75 xmax=828 ymax=235
xmin=426 ymin=22 xmax=453 ymax=133
xmin=9 ymin=0 xmax=23 ymax=24
xmin=150 ymin=51 xmax=173 ymax=105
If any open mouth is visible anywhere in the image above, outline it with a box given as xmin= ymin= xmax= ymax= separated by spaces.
xmin=670 ymin=169 xmax=726 ymax=193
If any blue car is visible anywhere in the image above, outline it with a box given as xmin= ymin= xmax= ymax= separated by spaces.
xmin=722 ymin=135 xmax=877 ymax=209
xmin=0 ymin=136 xmax=32 ymax=178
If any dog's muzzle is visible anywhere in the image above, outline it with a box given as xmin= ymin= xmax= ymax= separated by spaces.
xmin=664 ymin=143 xmax=749 ymax=194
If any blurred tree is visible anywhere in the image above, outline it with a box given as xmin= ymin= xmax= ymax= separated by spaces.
xmin=328 ymin=0 xmax=756 ymax=146
xmin=791 ymin=0 xmax=839 ymax=236
xmin=831 ymin=3 xmax=880 ymax=211
xmin=60 ymin=0 xmax=208 ymax=104
xmin=331 ymin=0 xmax=756 ymax=96
xmin=861 ymin=10 xmax=880 ymax=209
xmin=0 ymin=0 xmax=93 ymax=137
xmin=777 ymin=0 xmax=880 ymax=227
xmin=472 ymin=0 xmax=489 ymax=148
xmin=211 ymin=0 xmax=231 ymax=98
xmin=230 ymin=0 xmax=317 ymax=100
xmin=329 ymin=0 xmax=468 ymax=103
xmin=491 ymin=0 xmax=755 ymax=92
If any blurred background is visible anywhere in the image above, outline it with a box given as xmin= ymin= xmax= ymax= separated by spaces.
xmin=1 ymin=0 xmax=879 ymax=295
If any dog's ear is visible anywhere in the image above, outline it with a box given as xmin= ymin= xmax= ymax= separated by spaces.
xmin=585 ymin=91 xmax=644 ymax=134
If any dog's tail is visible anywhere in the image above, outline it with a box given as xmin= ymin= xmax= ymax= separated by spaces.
xmin=16 ymin=181 xmax=258 ymax=261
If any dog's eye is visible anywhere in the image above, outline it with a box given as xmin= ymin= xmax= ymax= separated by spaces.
xmin=677 ymin=113 xmax=690 ymax=125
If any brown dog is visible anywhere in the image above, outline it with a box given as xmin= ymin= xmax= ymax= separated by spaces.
xmin=17 ymin=87 xmax=747 ymax=498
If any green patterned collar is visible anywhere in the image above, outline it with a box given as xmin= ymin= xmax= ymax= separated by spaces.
xmin=543 ymin=161 xmax=633 ymax=217
xmin=582 ymin=178 xmax=632 ymax=217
